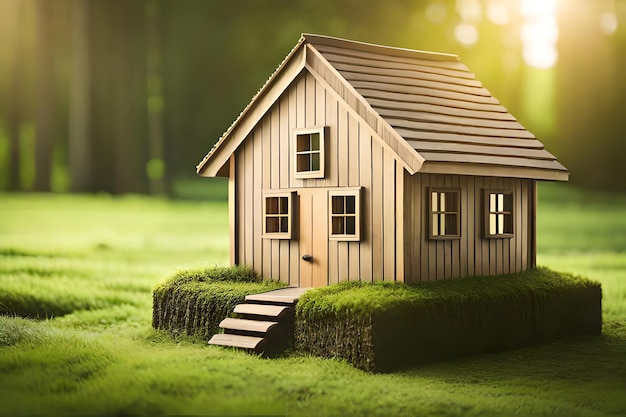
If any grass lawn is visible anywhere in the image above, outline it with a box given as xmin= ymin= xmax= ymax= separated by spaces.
xmin=0 ymin=182 xmax=625 ymax=416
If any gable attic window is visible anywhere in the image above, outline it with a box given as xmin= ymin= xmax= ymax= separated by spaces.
xmin=429 ymin=188 xmax=460 ymax=239
xmin=329 ymin=188 xmax=361 ymax=241
xmin=263 ymin=191 xmax=294 ymax=239
xmin=485 ymin=190 xmax=514 ymax=238
xmin=293 ymin=127 xmax=325 ymax=179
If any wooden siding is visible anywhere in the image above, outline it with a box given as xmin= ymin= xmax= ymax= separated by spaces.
xmin=234 ymin=70 xmax=402 ymax=286
xmin=403 ymin=173 xmax=534 ymax=283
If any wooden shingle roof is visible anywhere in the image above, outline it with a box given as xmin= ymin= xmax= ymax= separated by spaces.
xmin=197 ymin=34 xmax=568 ymax=181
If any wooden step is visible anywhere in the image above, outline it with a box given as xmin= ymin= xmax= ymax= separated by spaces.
xmin=219 ymin=318 xmax=277 ymax=334
xmin=233 ymin=303 xmax=291 ymax=318
xmin=208 ymin=333 xmax=264 ymax=350
xmin=245 ymin=287 xmax=311 ymax=305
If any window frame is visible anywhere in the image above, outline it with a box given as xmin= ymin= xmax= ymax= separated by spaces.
xmin=262 ymin=191 xmax=295 ymax=239
xmin=328 ymin=187 xmax=361 ymax=242
xmin=484 ymin=189 xmax=514 ymax=239
xmin=428 ymin=187 xmax=461 ymax=240
xmin=293 ymin=127 xmax=326 ymax=179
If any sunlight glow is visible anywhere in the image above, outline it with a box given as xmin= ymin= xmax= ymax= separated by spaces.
xmin=520 ymin=0 xmax=558 ymax=69
xmin=456 ymin=0 xmax=482 ymax=24
xmin=521 ymin=0 xmax=557 ymax=17
xmin=426 ymin=1 xmax=448 ymax=24
xmin=522 ymin=45 xmax=557 ymax=69
xmin=487 ymin=3 xmax=510 ymax=26
xmin=521 ymin=18 xmax=558 ymax=46
xmin=455 ymin=23 xmax=479 ymax=46
xmin=599 ymin=12 xmax=618 ymax=35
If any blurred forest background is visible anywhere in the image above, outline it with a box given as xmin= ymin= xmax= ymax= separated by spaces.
xmin=0 ymin=0 xmax=624 ymax=195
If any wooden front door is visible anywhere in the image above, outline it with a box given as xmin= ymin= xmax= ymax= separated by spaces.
xmin=298 ymin=189 xmax=328 ymax=287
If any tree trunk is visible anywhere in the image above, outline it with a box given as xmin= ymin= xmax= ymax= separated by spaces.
xmin=145 ymin=0 xmax=168 ymax=195
xmin=89 ymin=0 xmax=115 ymax=193
xmin=556 ymin=1 xmax=623 ymax=190
xmin=69 ymin=0 xmax=92 ymax=192
xmin=89 ymin=0 xmax=147 ymax=194
xmin=111 ymin=0 xmax=147 ymax=194
xmin=33 ymin=0 xmax=55 ymax=191
xmin=7 ymin=0 xmax=25 ymax=191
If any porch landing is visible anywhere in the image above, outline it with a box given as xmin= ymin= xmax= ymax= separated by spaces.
xmin=245 ymin=287 xmax=312 ymax=305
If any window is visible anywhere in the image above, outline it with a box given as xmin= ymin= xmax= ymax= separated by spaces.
xmin=485 ymin=190 xmax=514 ymax=238
xmin=429 ymin=188 xmax=460 ymax=239
xmin=329 ymin=188 xmax=361 ymax=241
xmin=263 ymin=192 xmax=294 ymax=239
xmin=293 ymin=127 xmax=325 ymax=179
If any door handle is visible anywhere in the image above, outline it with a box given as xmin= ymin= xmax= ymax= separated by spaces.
xmin=302 ymin=254 xmax=313 ymax=262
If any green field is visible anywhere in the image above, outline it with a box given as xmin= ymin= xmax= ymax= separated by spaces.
xmin=1 ymin=182 xmax=625 ymax=416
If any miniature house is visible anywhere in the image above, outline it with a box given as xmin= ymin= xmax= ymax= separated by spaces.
xmin=197 ymin=34 xmax=568 ymax=287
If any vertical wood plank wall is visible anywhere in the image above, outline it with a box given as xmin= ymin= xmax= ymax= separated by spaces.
xmin=233 ymin=70 xmax=401 ymax=286
xmin=403 ymin=173 xmax=534 ymax=283
xmin=231 ymin=68 xmax=534 ymax=286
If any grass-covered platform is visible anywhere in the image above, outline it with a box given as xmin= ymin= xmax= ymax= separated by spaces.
xmin=295 ymin=268 xmax=602 ymax=371
xmin=153 ymin=265 xmax=601 ymax=372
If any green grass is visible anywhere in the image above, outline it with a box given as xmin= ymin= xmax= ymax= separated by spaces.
xmin=0 ymin=182 xmax=625 ymax=416
xmin=537 ymin=182 xmax=626 ymax=323
xmin=298 ymin=268 xmax=600 ymax=317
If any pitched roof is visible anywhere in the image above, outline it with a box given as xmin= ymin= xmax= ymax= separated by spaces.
xmin=197 ymin=34 xmax=568 ymax=181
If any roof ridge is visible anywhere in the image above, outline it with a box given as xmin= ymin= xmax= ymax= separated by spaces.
xmin=302 ymin=33 xmax=459 ymax=62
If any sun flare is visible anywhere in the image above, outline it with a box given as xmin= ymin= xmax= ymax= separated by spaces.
xmin=453 ymin=0 xmax=560 ymax=67
xmin=520 ymin=0 xmax=559 ymax=69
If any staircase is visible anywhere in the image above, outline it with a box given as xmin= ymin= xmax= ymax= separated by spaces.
xmin=208 ymin=287 xmax=309 ymax=357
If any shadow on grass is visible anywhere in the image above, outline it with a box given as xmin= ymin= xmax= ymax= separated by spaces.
xmin=401 ymin=320 xmax=626 ymax=412
xmin=0 ymin=288 xmax=145 ymax=320
xmin=0 ymin=248 xmax=65 ymax=258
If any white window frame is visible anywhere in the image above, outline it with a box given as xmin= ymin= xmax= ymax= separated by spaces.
xmin=328 ymin=188 xmax=361 ymax=242
xmin=293 ymin=127 xmax=326 ymax=179
xmin=484 ymin=189 xmax=514 ymax=239
xmin=262 ymin=191 xmax=294 ymax=239
xmin=429 ymin=188 xmax=461 ymax=240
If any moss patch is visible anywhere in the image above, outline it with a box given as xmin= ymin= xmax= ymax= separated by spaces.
xmin=152 ymin=265 xmax=285 ymax=339
xmin=295 ymin=268 xmax=602 ymax=372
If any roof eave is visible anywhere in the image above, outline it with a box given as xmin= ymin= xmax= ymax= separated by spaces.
xmin=418 ymin=161 xmax=569 ymax=181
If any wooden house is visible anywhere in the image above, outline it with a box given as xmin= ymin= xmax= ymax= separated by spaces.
xmin=197 ymin=34 xmax=568 ymax=287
